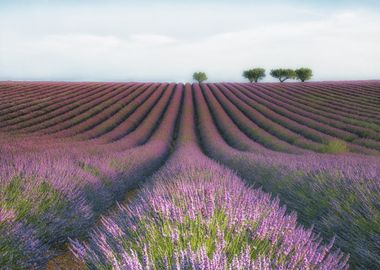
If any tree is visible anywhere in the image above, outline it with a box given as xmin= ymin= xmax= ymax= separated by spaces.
xmin=193 ymin=72 xmax=208 ymax=83
xmin=242 ymin=68 xmax=266 ymax=83
xmin=295 ymin=68 xmax=313 ymax=82
xmin=270 ymin=69 xmax=296 ymax=83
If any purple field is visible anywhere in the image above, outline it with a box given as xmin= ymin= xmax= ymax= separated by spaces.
xmin=1 ymin=81 xmax=380 ymax=269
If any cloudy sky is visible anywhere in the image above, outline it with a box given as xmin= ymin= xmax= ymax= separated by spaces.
xmin=1 ymin=0 xmax=380 ymax=82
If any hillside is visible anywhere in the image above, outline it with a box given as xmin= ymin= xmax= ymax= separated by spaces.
xmin=0 ymin=81 xmax=379 ymax=269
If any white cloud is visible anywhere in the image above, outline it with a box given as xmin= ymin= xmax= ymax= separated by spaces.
xmin=129 ymin=34 xmax=178 ymax=46
xmin=0 ymin=3 xmax=379 ymax=81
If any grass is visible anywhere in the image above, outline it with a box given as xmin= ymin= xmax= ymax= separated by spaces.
xmin=79 ymin=161 xmax=113 ymax=187
xmin=123 ymin=209 xmax=272 ymax=269
xmin=321 ymin=140 xmax=348 ymax=153
xmin=239 ymin=162 xmax=380 ymax=269
xmin=1 ymin=176 xmax=67 ymax=228
xmin=0 ymin=176 xmax=70 ymax=268
xmin=0 ymin=228 xmax=28 ymax=269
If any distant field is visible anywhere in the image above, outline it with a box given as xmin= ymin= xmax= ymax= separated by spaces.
xmin=1 ymin=81 xmax=379 ymax=269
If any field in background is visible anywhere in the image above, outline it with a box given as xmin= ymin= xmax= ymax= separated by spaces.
xmin=0 ymin=81 xmax=379 ymax=269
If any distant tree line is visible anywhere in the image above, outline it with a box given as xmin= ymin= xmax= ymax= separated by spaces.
xmin=244 ymin=67 xmax=313 ymax=83
xmin=193 ymin=68 xmax=313 ymax=83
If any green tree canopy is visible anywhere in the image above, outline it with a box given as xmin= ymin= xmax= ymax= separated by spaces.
xmin=193 ymin=72 xmax=208 ymax=83
xmin=295 ymin=68 xmax=313 ymax=82
xmin=242 ymin=68 xmax=266 ymax=83
xmin=270 ymin=69 xmax=296 ymax=83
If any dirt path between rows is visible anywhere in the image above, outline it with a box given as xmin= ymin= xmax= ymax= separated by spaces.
xmin=45 ymin=189 xmax=139 ymax=270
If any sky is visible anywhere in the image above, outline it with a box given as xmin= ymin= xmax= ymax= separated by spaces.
xmin=1 ymin=0 xmax=380 ymax=82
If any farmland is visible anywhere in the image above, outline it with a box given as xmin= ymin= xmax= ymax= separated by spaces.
xmin=0 ymin=81 xmax=379 ymax=269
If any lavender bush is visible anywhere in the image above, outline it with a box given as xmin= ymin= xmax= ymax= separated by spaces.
xmin=0 ymin=208 xmax=49 ymax=269
xmin=229 ymin=152 xmax=380 ymax=269
xmin=71 ymin=147 xmax=348 ymax=269
xmin=71 ymin=81 xmax=348 ymax=269
xmin=0 ymin=81 xmax=378 ymax=269
xmin=194 ymin=83 xmax=380 ymax=269
xmin=0 ymin=84 xmax=183 ymax=269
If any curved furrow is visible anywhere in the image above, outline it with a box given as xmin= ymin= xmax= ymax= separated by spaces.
xmin=214 ymin=83 xmax=321 ymax=152
xmin=247 ymin=83 xmax=380 ymax=134
xmin=47 ymin=83 xmax=147 ymax=138
xmin=0 ymin=82 xmax=98 ymax=114
xmin=122 ymin=82 xmax=184 ymax=152
xmin=208 ymin=83 xmax=305 ymax=153
xmin=0 ymin=81 xmax=34 ymax=95
xmin=233 ymin=84 xmax=380 ymax=152
xmin=302 ymin=82 xmax=379 ymax=103
xmin=288 ymin=82 xmax=380 ymax=108
xmin=0 ymin=82 xmax=73 ymax=108
xmin=247 ymin=84 xmax=380 ymax=149
xmin=225 ymin=83 xmax=379 ymax=155
xmin=93 ymin=83 xmax=168 ymax=142
xmin=0 ymin=83 xmax=90 ymax=121
xmin=66 ymin=83 xmax=156 ymax=140
xmin=354 ymin=82 xmax=380 ymax=98
xmin=0 ymin=84 xmax=184 ymax=269
xmin=276 ymin=84 xmax=380 ymax=118
xmin=16 ymin=83 xmax=135 ymax=134
xmin=200 ymin=83 xmax=272 ymax=153
xmin=192 ymin=83 xmax=250 ymax=160
xmin=102 ymin=83 xmax=178 ymax=151
xmin=65 ymin=83 xmax=175 ymax=150
xmin=3 ymin=83 xmax=178 ymax=153
xmin=258 ymin=83 xmax=380 ymax=127
xmin=0 ymin=83 xmax=110 ymax=128
xmin=228 ymin=83 xmax=356 ymax=141
xmin=194 ymin=83 xmax=380 ymax=269
xmin=0 ymin=81 xmax=69 ymax=96
xmin=93 ymin=83 xmax=183 ymax=154
xmin=3 ymin=82 xmax=110 ymax=130
xmin=278 ymin=84 xmax=380 ymax=120
xmin=334 ymin=84 xmax=380 ymax=104
xmin=1 ymin=82 xmax=379 ymax=269
xmin=82 ymin=83 xmax=182 ymax=199
xmin=276 ymin=82 xmax=380 ymax=121
xmin=273 ymin=83 xmax=379 ymax=117
xmin=0 ymin=82 xmax=50 ymax=104
xmin=299 ymin=82 xmax=380 ymax=107
xmin=72 ymin=83 xmax=348 ymax=270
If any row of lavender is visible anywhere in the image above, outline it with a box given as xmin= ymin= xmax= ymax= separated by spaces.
xmin=214 ymin=83 xmax=379 ymax=153
xmin=0 ymin=140 xmax=171 ymax=269
xmin=0 ymin=85 xmax=183 ymax=268
xmin=1 ymin=81 xmax=377 ymax=127
xmin=72 ymin=148 xmax=349 ymax=269
xmin=192 ymin=83 xmax=380 ymax=269
xmin=0 ymin=81 xmax=379 ymax=269
xmin=0 ymin=81 xmax=379 ymax=155
xmin=257 ymin=83 xmax=380 ymax=124
xmin=0 ymin=83 xmax=167 ymax=148
xmin=71 ymin=87 xmax=348 ymax=269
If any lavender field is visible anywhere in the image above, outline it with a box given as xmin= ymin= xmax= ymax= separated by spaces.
xmin=1 ymin=81 xmax=380 ymax=269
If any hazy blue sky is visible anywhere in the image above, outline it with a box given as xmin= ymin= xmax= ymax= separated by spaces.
xmin=1 ymin=0 xmax=380 ymax=82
